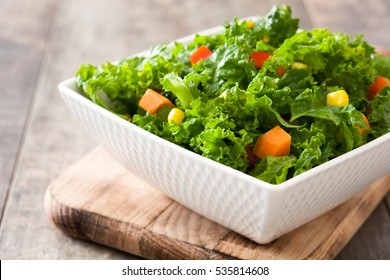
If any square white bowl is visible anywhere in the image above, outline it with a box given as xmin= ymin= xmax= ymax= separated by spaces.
xmin=58 ymin=25 xmax=390 ymax=244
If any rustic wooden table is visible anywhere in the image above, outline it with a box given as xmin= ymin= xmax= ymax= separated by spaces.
xmin=0 ymin=0 xmax=389 ymax=259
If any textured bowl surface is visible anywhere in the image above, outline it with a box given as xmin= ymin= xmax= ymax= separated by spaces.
xmin=59 ymin=26 xmax=390 ymax=244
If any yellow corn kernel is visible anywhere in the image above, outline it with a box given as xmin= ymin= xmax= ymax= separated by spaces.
xmin=291 ymin=62 xmax=308 ymax=70
xmin=327 ymin=90 xmax=349 ymax=107
xmin=246 ymin=20 xmax=254 ymax=29
xmin=168 ymin=108 xmax=185 ymax=124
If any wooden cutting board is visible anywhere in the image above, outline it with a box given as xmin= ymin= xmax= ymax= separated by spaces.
xmin=44 ymin=147 xmax=390 ymax=259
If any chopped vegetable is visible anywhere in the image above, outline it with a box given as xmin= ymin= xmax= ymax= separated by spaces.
xmin=246 ymin=20 xmax=254 ymax=29
xmin=252 ymin=126 xmax=291 ymax=159
xmin=276 ymin=65 xmax=287 ymax=77
xmin=327 ymin=90 xmax=349 ymax=107
xmin=291 ymin=62 xmax=308 ymax=70
xmin=139 ymin=89 xmax=174 ymax=114
xmin=190 ymin=45 xmax=213 ymax=64
xmin=368 ymin=76 xmax=390 ymax=100
xmin=249 ymin=51 xmax=272 ymax=68
xmin=356 ymin=113 xmax=370 ymax=135
xmin=168 ymin=108 xmax=185 ymax=124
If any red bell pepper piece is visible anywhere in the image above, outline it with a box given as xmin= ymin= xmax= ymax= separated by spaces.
xmin=190 ymin=45 xmax=213 ymax=64
xmin=368 ymin=75 xmax=390 ymax=100
xmin=249 ymin=51 xmax=272 ymax=68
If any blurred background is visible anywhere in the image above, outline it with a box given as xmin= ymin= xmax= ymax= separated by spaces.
xmin=0 ymin=0 xmax=389 ymax=259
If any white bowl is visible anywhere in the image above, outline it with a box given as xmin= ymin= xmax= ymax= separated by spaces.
xmin=58 ymin=25 xmax=390 ymax=244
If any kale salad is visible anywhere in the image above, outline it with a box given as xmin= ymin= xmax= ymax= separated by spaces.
xmin=75 ymin=6 xmax=390 ymax=184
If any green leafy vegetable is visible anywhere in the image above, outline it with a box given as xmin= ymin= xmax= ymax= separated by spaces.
xmin=374 ymin=55 xmax=390 ymax=78
xmin=161 ymin=73 xmax=194 ymax=109
xmin=251 ymin=155 xmax=296 ymax=184
xmin=369 ymin=87 xmax=390 ymax=138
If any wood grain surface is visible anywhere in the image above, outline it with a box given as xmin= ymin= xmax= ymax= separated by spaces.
xmin=45 ymin=148 xmax=390 ymax=260
xmin=0 ymin=0 xmax=58 ymax=220
xmin=0 ymin=0 xmax=389 ymax=259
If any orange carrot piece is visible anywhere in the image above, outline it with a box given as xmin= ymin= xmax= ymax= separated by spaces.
xmin=252 ymin=125 xmax=291 ymax=159
xmin=139 ymin=89 xmax=174 ymax=115
xmin=355 ymin=113 xmax=370 ymax=136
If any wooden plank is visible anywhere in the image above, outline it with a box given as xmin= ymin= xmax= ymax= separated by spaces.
xmin=336 ymin=202 xmax=390 ymax=259
xmin=0 ymin=0 xmax=312 ymax=260
xmin=44 ymin=148 xmax=390 ymax=260
xmin=0 ymin=0 xmax=58 ymax=220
